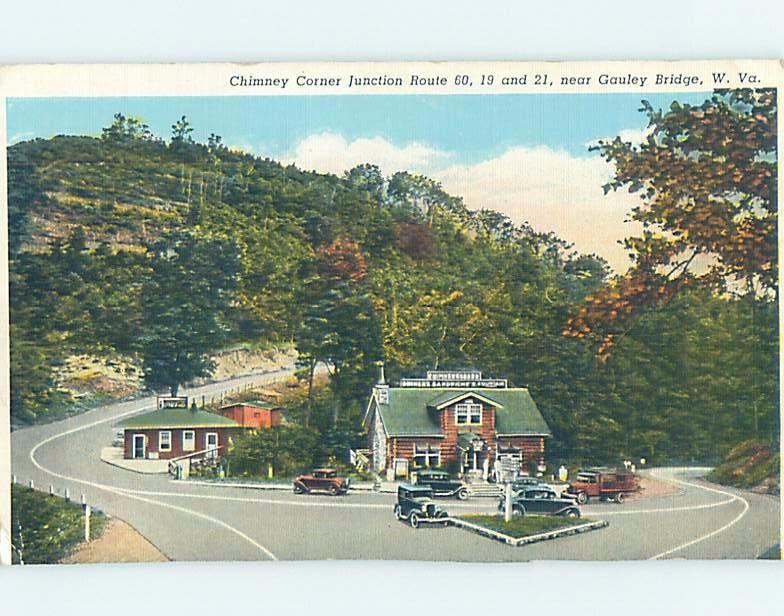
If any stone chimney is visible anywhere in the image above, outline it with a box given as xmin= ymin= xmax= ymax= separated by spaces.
xmin=374 ymin=361 xmax=389 ymax=404
xmin=375 ymin=360 xmax=386 ymax=385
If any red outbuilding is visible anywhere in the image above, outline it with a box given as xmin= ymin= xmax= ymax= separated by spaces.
xmin=118 ymin=407 xmax=241 ymax=460
xmin=220 ymin=400 xmax=283 ymax=429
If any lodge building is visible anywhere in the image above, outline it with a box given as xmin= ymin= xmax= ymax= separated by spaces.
xmin=363 ymin=369 xmax=551 ymax=479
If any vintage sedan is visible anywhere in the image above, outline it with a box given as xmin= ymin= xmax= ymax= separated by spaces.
xmin=414 ymin=469 xmax=470 ymax=500
xmin=511 ymin=476 xmax=546 ymax=493
xmin=498 ymin=486 xmax=581 ymax=518
xmin=293 ymin=468 xmax=350 ymax=496
xmin=394 ymin=484 xmax=450 ymax=528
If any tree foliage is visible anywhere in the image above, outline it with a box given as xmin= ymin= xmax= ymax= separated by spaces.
xmin=566 ymin=89 xmax=777 ymax=358
xmin=226 ymin=425 xmax=319 ymax=478
xmin=7 ymin=100 xmax=778 ymax=467
xmin=139 ymin=233 xmax=240 ymax=395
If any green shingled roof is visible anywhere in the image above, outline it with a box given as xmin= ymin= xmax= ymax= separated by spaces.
xmin=426 ymin=389 xmax=504 ymax=409
xmin=374 ymin=387 xmax=550 ymax=437
xmin=222 ymin=400 xmax=280 ymax=410
xmin=119 ymin=408 xmax=241 ymax=429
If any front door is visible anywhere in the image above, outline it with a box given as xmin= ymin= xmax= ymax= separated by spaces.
xmin=133 ymin=434 xmax=146 ymax=459
xmin=206 ymin=432 xmax=218 ymax=458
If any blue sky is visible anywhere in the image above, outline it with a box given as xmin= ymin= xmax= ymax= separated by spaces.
xmin=7 ymin=93 xmax=709 ymax=161
xmin=7 ymin=92 xmax=711 ymax=272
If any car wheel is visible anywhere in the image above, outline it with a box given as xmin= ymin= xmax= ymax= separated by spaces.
xmin=329 ymin=485 xmax=339 ymax=496
xmin=394 ymin=505 xmax=402 ymax=520
xmin=457 ymin=488 xmax=469 ymax=500
xmin=565 ymin=508 xmax=580 ymax=518
xmin=438 ymin=513 xmax=449 ymax=527
xmin=409 ymin=512 xmax=420 ymax=528
xmin=615 ymin=492 xmax=625 ymax=504
xmin=577 ymin=492 xmax=588 ymax=505
xmin=512 ymin=506 xmax=524 ymax=517
xmin=293 ymin=483 xmax=304 ymax=494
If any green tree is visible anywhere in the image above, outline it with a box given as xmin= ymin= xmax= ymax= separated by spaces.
xmin=296 ymin=238 xmax=381 ymax=422
xmin=170 ymin=115 xmax=194 ymax=144
xmin=227 ymin=425 xmax=319 ymax=478
xmin=101 ymin=113 xmax=155 ymax=143
xmin=139 ymin=233 xmax=240 ymax=395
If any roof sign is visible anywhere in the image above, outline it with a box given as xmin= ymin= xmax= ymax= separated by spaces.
xmin=157 ymin=396 xmax=188 ymax=409
xmin=399 ymin=370 xmax=508 ymax=389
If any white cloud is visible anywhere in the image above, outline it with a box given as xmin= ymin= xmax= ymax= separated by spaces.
xmin=283 ymin=133 xmax=643 ymax=272
xmin=282 ymin=131 xmax=451 ymax=176
xmin=436 ymin=146 xmax=642 ymax=272
xmin=588 ymin=125 xmax=654 ymax=149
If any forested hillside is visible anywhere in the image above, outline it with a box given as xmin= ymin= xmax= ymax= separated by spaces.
xmin=8 ymin=97 xmax=779 ymax=466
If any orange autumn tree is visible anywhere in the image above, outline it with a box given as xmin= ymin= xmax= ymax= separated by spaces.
xmin=566 ymin=89 xmax=777 ymax=357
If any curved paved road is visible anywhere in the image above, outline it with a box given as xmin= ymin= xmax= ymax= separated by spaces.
xmin=10 ymin=371 xmax=780 ymax=561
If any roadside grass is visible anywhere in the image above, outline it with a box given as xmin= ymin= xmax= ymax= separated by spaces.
xmin=458 ymin=514 xmax=589 ymax=538
xmin=707 ymin=440 xmax=779 ymax=494
xmin=11 ymin=484 xmax=106 ymax=564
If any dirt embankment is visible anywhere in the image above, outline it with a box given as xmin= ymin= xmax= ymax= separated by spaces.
xmin=195 ymin=345 xmax=297 ymax=383
xmin=61 ymin=518 xmax=168 ymax=564
xmin=54 ymin=345 xmax=297 ymax=402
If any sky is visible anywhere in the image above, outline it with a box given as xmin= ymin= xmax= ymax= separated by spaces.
xmin=7 ymin=92 xmax=711 ymax=272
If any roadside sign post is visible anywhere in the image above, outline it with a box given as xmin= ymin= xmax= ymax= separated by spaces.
xmin=498 ymin=457 xmax=521 ymax=523
xmin=504 ymin=482 xmax=513 ymax=523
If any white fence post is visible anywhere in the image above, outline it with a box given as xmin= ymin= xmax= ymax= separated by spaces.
xmin=84 ymin=505 xmax=91 ymax=543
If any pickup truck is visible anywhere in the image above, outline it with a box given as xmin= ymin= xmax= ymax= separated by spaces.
xmin=564 ymin=469 xmax=640 ymax=504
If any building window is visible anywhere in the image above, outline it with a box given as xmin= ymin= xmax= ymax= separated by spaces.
xmin=182 ymin=430 xmax=196 ymax=452
xmin=159 ymin=431 xmax=172 ymax=451
xmin=455 ymin=402 xmax=482 ymax=425
xmin=414 ymin=445 xmax=441 ymax=467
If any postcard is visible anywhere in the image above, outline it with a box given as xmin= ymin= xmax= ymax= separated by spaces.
xmin=0 ymin=60 xmax=781 ymax=564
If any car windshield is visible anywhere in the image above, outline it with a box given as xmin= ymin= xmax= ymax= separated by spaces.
xmin=577 ymin=473 xmax=597 ymax=483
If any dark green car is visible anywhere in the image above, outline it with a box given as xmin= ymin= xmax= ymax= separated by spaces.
xmin=394 ymin=484 xmax=450 ymax=528
xmin=414 ymin=469 xmax=470 ymax=500
xmin=498 ymin=486 xmax=581 ymax=518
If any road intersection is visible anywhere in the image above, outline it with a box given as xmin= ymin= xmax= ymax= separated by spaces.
xmin=10 ymin=369 xmax=780 ymax=562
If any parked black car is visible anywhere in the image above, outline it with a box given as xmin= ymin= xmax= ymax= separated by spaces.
xmin=414 ymin=469 xmax=470 ymax=500
xmin=394 ymin=484 xmax=449 ymax=528
xmin=511 ymin=476 xmax=546 ymax=493
xmin=498 ymin=486 xmax=581 ymax=517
